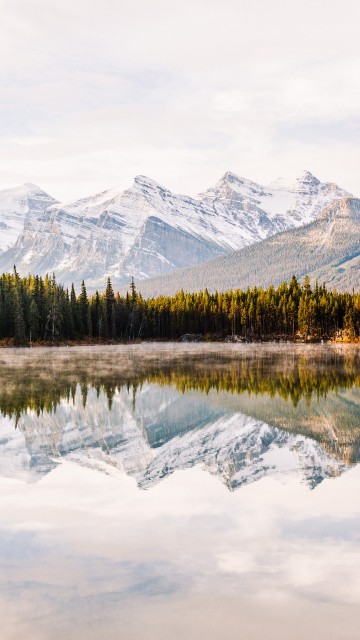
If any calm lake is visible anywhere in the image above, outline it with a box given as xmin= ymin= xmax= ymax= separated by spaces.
xmin=0 ymin=343 xmax=359 ymax=640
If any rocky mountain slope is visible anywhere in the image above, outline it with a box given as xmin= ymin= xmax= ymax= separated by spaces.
xmin=0 ymin=183 xmax=58 ymax=254
xmin=0 ymin=171 xmax=350 ymax=289
xmin=134 ymin=196 xmax=360 ymax=296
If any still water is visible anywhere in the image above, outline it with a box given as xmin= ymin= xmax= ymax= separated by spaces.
xmin=0 ymin=343 xmax=359 ymax=639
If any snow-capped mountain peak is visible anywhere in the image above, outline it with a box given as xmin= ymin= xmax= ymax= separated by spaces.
xmin=269 ymin=170 xmax=329 ymax=192
xmin=133 ymin=174 xmax=166 ymax=190
xmin=219 ymin=170 xmax=252 ymax=186
xmin=22 ymin=182 xmax=45 ymax=192
xmin=0 ymin=182 xmax=58 ymax=253
xmin=295 ymin=169 xmax=321 ymax=186
xmin=200 ymin=171 xmax=266 ymax=200
xmin=0 ymin=170 xmax=353 ymax=289
xmin=0 ymin=181 xmax=53 ymax=200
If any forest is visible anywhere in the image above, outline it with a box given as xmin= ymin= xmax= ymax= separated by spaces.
xmin=0 ymin=268 xmax=359 ymax=345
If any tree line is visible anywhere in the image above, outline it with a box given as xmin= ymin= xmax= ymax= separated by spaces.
xmin=0 ymin=269 xmax=359 ymax=345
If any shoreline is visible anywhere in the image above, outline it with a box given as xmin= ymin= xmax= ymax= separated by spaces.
xmin=0 ymin=336 xmax=359 ymax=349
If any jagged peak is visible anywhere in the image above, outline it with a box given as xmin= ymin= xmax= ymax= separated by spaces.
xmin=0 ymin=182 xmax=46 ymax=197
xmin=133 ymin=174 xmax=168 ymax=192
xmin=0 ymin=183 xmax=58 ymax=208
xmin=269 ymin=170 xmax=320 ymax=191
xmin=22 ymin=182 xmax=43 ymax=191
xmin=295 ymin=169 xmax=320 ymax=185
xmin=219 ymin=171 xmax=260 ymax=188
xmin=200 ymin=171 xmax=263 ymax=198
xmin=51 ymin=175 xmax=170 ymax=211
xmin=221 ymin=170 xmax=242 ymax=182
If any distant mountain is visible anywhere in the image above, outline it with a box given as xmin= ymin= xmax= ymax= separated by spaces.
xmin=0 ymin=183 xmax=58 ymax=253
xmin=133 ymin=196 xmax=360 ymax=296
xmin=0 ymin=171 xmax=350 ymax=289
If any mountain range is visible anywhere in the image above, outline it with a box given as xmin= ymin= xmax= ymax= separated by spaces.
xmin=0 ymin=170 xmax=353 ymax=291
xmin=133 ymin=196 xmax=360 ymax=297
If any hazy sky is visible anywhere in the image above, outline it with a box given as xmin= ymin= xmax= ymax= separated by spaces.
xmin=1 ymin=0 xmax=360 ymax=201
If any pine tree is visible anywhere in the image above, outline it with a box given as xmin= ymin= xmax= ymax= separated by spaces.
xmin=105 ymin=277 xmax=115 ymax=336
xmin=14 ymin=288 xmax=26 ymax=346
xmin=78 ymin=280 xmax=89 ymax=338
xmin=92 ymin=291 xmax=103 ymax=338
xmin=70 ymin=284 xmax=80 ymax=338
xmin=29 ymin=299 xmax=41 ymax=342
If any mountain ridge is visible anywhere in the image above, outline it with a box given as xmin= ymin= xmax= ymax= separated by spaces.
xmin=0 ymin=170 xmax=351 ymax=289
xmin=131 ymin=196 xmax=360 ymax=297
xmin=0 ymin=183 xmax=58 ymax=254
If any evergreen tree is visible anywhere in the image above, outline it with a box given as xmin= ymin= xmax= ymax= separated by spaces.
xmin=70 ymin=284 xmax=80 ymax=337
xmin=0 ymin=270 xmax=357 ymax=344
xmin=78 ymin=280 xmax=89 ymax=338
xmin=29 ymin=299 xmax=41 ymax=342
xmin=105 ymin=277 xmax=115 ymax=336
xmin=14 ymin=288 xmax=26 ymax=346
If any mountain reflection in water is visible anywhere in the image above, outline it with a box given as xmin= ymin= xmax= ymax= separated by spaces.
xmin=0 ymin=344 xmax=359 ymax=489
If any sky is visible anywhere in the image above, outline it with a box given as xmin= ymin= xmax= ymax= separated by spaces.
xmin=1 ymin=0 xmax=360 ymax=201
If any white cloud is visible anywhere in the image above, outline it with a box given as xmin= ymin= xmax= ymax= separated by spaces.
xmin=1 ymin=0 xmax=360 ymax=199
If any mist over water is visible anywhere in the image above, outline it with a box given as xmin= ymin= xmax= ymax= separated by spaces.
xmin=0 ymin=344 xmax=359 ymax=639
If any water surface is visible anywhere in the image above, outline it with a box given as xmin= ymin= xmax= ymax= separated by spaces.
xmin=0 ymin=343 xmax=359 ymax=639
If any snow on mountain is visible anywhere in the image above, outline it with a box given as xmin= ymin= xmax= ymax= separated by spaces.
xmin=0 ymin=171 xmax=350 ymax=289
xmin=0 ymin=384 xmax=348 ymax=489
xmin=261 ymin=169 xmax=348 ymax=224
xmin=0 ymin=183 xmax=58 ymax=253
xmin=134 ymin=195 xmax=360 ymax=297
xmin=200 ymin=169 xmax=350 ymax=230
